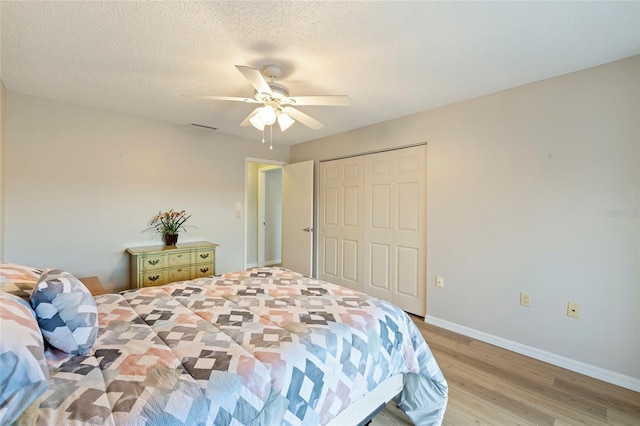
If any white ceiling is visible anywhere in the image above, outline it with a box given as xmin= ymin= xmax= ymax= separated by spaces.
xmin=1 ymin=1 xmax=639 ymax=146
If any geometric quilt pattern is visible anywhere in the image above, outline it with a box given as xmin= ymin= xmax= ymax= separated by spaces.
xmin=31 ymin=267 xmax=448 ymax=425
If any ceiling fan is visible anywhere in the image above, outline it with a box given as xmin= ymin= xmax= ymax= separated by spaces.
xmin=188 ymin=65 xmax=351 ymax=137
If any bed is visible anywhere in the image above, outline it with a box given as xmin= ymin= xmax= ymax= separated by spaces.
xmin=0 ymin=263 xmax=448 ymax=425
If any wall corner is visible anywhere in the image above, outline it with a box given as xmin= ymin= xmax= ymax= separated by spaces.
xmin=0 ymin=79 xmax=6 ymax=261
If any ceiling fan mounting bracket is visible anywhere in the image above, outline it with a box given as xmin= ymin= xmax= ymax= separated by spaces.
xmin=268 ymin=83 xmax=289 ymax=99
xmin=262 ymin=65 xmax=282 ymax=81
xmin=255 ymin=83 xmax=289 ymax=104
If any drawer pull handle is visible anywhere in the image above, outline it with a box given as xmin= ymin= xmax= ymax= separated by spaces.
xmin=148 ymin=259 xmax=160 ymax=266
xmin=149 ymin=275 xmax=160 ymax=282
xmin=200 ymin=267 xmax=209 ymax=273
xmin=200 ymin=253 xmax=210 ymax=259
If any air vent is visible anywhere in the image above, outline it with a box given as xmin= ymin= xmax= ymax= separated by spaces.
xmin=190 ymin=123 xmax=218 ymax=131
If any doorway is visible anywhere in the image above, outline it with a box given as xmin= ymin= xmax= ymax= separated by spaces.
xmin=244 ymin=158 xmax=315 ymax=275
xmin=258 ymin=166 xmax=282 ymax=267
xmin=244 ymin=159 xmax=284 ymax=269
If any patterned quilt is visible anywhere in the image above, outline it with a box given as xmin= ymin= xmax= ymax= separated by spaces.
xmin=35 ymin=268 xmax=448 ymax=425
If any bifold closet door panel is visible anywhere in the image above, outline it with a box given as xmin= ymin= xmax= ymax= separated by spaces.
xmin=364 ymin=153 xmax=394 ymax=301
xmin=391 ymin=146 xmax=426 ymax=316
xmin=363 ymin=145 xmax=427 ymax=316
xmin=318 ymin=156 xmax=364 ymax=291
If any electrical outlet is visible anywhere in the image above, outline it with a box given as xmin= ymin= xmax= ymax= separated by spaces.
xmin=567 ymin=302 xmax=581 ymax=319
xmin=436 ymin=276 xmax=444 ymax=288
xmin=520 ymin=291 xmax=531 ymax=307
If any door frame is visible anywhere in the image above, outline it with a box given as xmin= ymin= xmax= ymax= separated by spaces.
xmin=244 ymin=157 xmax=285 ymax=270
xmin=257 ymin=165 xmax=282 ymax=267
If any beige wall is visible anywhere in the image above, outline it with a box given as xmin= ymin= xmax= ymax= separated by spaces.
xmin=5 ymin=93 xmax=289 ymax=291
xmin=291 ymin=56 xmax=640 ymax=384
xmin=0 ymin=80 xmax=5 ymax=261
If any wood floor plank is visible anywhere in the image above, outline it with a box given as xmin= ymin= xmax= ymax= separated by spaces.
xmin=447 ymin=371 xmax=557 ymax=426
xmin=433 ymin=351 xmax=500 ymax=390
xmin=426 ymin=339 xmax=606 ymax=421
xmin=372 ymin=315 xmax=640 ymax=425
xmin=443 ymin=395 xmax=499 ymax=426
xmin=553 ymin=378 xmax=640 ymax=418
xmin=555 ymin=375 xmax=640 ymax=406
xmin=493 ymin=379 xmax=610 ymax=426
xmin=606 ymin=407 xmax=640 ymax=426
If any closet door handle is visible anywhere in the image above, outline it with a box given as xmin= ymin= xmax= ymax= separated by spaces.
xmin=303 ymin=227 xmax=313 ymax=232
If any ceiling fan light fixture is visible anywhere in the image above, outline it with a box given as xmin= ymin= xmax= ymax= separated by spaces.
xmin=258 ymin=105 xmax=277 ymax=125
xmin=249 ymin=114 xmax=265 ymax=131
xmin=277 ymin=112 xmax=295 ymax=132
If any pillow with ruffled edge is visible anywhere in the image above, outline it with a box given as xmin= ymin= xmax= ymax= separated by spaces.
xmin=0 ymin=262 xmax=43 ymax=302
xmin=0 ymin=292 xmax=49 ymax=425
xmin=30 ymin=269 xmax=98 ymax=355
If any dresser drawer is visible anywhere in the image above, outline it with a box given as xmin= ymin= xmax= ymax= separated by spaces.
xmin=139 ymin=254 xmax=166 ymax=271
xmin=195 ymin=248 xmax=215 ymax=264
xmin=168 ymin=251 xmax=191 ymax=267
xmin=168 ymin=266 xmax=192 ymax=282
xmin=139 ymin=270 xmax=168 ymax=287
xmin=194 ymin=263 xmax=214 ymax=278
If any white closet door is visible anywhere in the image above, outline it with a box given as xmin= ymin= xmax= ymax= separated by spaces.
xmin=364 ymin=145 xmax=427 ymax=316
xmin=363 ymin=153 xmax=394 ymax=301
xmin=318 ymin=156 xmax=364 ymax=291
xmin=393 ymin=145 xmax=427 ymax=315
xmin=319 ymin=145 xmax=426 ymax=315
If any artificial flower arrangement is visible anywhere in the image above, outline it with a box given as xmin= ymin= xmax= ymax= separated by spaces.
xmin=143 ymin=209 xmax=193 ymax=245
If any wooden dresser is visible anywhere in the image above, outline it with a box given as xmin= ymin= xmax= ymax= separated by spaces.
xmin=126 ymin=241 xmax=218 ymax=288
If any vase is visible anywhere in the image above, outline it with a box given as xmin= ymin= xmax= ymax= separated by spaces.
xmin=164 ymin=233 xmax=179 ymax=246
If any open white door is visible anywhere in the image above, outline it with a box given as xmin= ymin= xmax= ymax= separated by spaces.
xmin=282 ymin=160 xmax=314 ymax=276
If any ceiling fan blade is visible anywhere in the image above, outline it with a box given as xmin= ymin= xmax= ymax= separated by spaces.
xmin=287 ymin=95 xmax=352 ymax=106
xmin=236 ymin=65 xmax=272 ymax=95
xmin=285 ymin=107 xmax=325 ymax=130
xmin=185 ymin=95 xmax=260 ymax=103
xmin=240 ymin=108 xmax=261 ymax=127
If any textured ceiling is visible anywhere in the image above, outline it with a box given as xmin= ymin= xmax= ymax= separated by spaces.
xmin=1 ymin=1 xmax=639 ymax=146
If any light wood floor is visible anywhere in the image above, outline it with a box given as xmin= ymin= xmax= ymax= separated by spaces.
xmin=372 ymin=315 xmax=640 ymax=426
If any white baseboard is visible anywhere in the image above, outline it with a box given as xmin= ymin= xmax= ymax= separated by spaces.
xmin=424 ymin=315 xmax=640 ymax=393
xmin=246 ymin=263 xmax=258 ymax=268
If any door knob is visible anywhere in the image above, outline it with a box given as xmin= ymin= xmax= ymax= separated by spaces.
xmin=303 ymin=227 xmax=313 ymax=232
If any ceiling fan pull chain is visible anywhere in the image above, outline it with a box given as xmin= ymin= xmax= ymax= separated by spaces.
xmin=269 ymin=125 xmax=273 ymax=150
xmin=261 ymin=127 xmax=265 ymax=144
